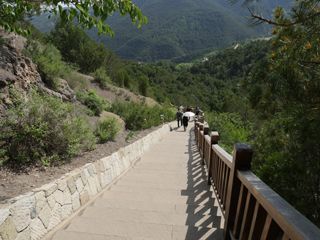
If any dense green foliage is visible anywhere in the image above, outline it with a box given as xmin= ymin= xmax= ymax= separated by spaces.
xmin=109 ymin=99 xmax=175 ymax=131
xmin=45 ymin=20 xmax=109 ymax=73
xmin=138 ymin=75 xmax=148 ymax=97
xmin=206 ymin=112 xmax=252 ymax=154
xmin=95 ymin=117 xmax=121 ymax=143
xmin=23 ymin=39 xmax=65 ymax=90
xmin=122 ymin=40 xmax=271 ymax=110
xmin=89 ymin=67 xmax=112 ymax=88
xmin=0 ymin=88 xmax=96 ymax=166
xmin=237 ymin=0 xmax=320 ymax=227
xmin=76 ymin=89 xmax=109 ymax=116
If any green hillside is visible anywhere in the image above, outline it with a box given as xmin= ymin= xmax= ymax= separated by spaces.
xmin=91 ymin=0 xmax=260 ymax=61
xmin=31 ymin=0 xmax=293 ymax=61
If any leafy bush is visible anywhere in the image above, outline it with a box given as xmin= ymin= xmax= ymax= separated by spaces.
xmin=95 ymin=117 xmax=121 ymax=143
xmin=125 ymin=131 xmax=140 ymax=142
xmin=23 ymin=40 xmax=66 ymax=90
xmin=0 ymin=88 xmax=96 ymax=166
xmin=76 ymin=89 xmax=109 ymax=116
xmin=206 ymin=112 xmax=252 ymax=154
xmin=62 ymin=69 xmax=88 ymax=90
xmin=90 ymin=67 xmax=111 ymax=88
xmin=124 ymin=94 xmax=131 ymax=101
xmin=109 ymin=99 xmax=175 ymax=131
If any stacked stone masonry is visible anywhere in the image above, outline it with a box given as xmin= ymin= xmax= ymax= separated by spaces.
xmin=0 ymin=123 xmax=172 ymax=240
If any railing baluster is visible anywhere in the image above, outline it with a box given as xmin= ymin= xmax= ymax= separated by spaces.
xmin=233 ymin=183 xmax=248 ymax=238
xmin=202 ymin=125 xmax=209 ymax=165
xmin=239 ymin=192 xmax=256 ymax=240
xmin=222 ymin=167 xmax=230 ymax=207
xmin=221 ymin=163 xmax=227 ymax=206
xmin=207 ymin=132 xmax=219 ymax=185
xmin=260 ymin=215 xmax=281 ymax=240
xmin=248 ymin=202 xmax=267 ymax=240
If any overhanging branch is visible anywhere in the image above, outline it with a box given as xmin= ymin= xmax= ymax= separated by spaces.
xmin=251 ymin=12 xmax=320 ymax=27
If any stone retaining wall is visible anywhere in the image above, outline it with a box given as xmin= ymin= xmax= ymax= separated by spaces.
xmin=0 ymin=123 xmax=173 ymax=240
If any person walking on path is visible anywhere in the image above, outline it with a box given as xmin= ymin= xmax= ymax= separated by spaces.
xmin=176 ymin=109 xmax=183 ymax=127
xmin=195 ymin=106 xmax=200 ymax=116
xmin=179 ymin=105 xmax=184 ymax=113
xmin=183 ymin=115 xmax=189 ymax=132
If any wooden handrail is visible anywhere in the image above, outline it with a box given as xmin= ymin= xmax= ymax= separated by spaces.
xmin=194 ymin=129 xmax=320 ymax=240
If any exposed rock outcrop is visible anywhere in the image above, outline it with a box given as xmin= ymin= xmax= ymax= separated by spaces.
xmin=0 ymin=31 xmax=76 ymax=117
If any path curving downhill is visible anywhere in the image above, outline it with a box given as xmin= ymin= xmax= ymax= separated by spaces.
xmin=43 ymin=121 xmax=224 ymax=240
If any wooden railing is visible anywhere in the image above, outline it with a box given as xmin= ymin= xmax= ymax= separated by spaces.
xmin=194 ymin=120 xmax=320 ymax=240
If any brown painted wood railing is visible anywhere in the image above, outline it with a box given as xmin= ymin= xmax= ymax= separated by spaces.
xmin=194 ymin=120 xmax=320 ymax=240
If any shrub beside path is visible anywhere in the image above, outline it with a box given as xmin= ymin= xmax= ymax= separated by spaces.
xmin=43 ymin=121 xmax=224 ymax=240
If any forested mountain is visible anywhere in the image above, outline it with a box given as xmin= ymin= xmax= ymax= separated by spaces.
xmin=31 ymin=0 xmax=293 ymax=61
xmin=123 ymin=39 xmax=271 ymax=110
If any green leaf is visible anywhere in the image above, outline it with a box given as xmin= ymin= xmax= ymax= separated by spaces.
xmin=76 ymin=5 xmax=84 ymax=12
xmin=88 ymin=21 xmax=93 ymax=30
xmin=93 ymin=4 xmax=100 ymax=17
xmin=101 ymin=13 xmax=108 ymax=22
xmin=26 ymin=3 xmax=32 ymax=12
xmin=143 ymin=16 xmax=148 ymax=24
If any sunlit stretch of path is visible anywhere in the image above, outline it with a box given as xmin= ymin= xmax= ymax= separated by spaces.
xmin=43 ymin=120 xmax=224 ymax=240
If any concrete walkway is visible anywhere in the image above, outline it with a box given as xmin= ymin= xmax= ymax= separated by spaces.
xmin=43 ymin=123 xmax=224 ymax=240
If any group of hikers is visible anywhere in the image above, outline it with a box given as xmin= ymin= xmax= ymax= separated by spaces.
xmin=176 ymin=105 xmax=200 ymax=132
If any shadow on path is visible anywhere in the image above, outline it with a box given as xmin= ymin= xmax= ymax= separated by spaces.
xmin=182 ymin=127 xmax=223 ymax=239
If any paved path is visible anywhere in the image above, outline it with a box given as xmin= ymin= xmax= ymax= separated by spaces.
xmin=43 ymin=123 xmax=224 ymax=240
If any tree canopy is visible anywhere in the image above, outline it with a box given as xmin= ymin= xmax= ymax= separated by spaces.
xmin=0 ymin=0 xmax=147 ymax=36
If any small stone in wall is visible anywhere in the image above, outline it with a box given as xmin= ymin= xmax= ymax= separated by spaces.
xmin=63 ymin=188 xmax=72 ymax=205
xmin=15 ymin=226 xmax=30 ymax=240
xmin=34 ymin=191 xmax=46 ymax=214
xmin=0 ymin=209 xmax=10 ymax=227
xmin=57 ymin=179 xmax=68 ymax=192
xmin=41 ymin=183 xmax=58 ymax=197
xmin=47 ymin=203 xmax=61 ymax=231
xmin=53 ymin=190 xmax=64 ymax=206
xmin=61 ymin=204 xmax=73 ymax=221
xmin=46 ymin=194 xmax=55 ymax=209
xmin=87 ymin=177 xmax=98 ymax=196
xmin=9 ymin=195 xmax=36 ymax=232
xmin=79 ymin=191 xmax=89 ymax=205
xmin=30 ymin=218 xmax=47 ymax=240
xmin=67 ymin=177 xmax=77 ymax=195
xmin=0 ymin=216 xmax=17 ymax=240
xmin=38 ymin=203 xmax=51 ymax=229
xmin=75 ymin=178 xmax=84 ymax=193
xmin=71 ymin=191 xmax=80 ymax=212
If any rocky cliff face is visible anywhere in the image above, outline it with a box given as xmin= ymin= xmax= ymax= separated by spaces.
xmin=0 ymin=31 xmax=76 ymax=118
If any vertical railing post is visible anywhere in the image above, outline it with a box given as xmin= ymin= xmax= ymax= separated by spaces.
xmin=207 ymin=131 xmax=219 ymax=185
xmin=202 ymin=125 xmax=209 ymax=165
xmin=194 ymin=120 xmax=199 ymax=141
xmin=198 ymin=123 xmax=204 ymax=151
xmin=223 ymin=143 xmax=253 ymax=240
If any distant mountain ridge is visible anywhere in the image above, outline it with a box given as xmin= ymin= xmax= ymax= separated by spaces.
xmin=32 ymin=0 xmax=293 ymax=62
